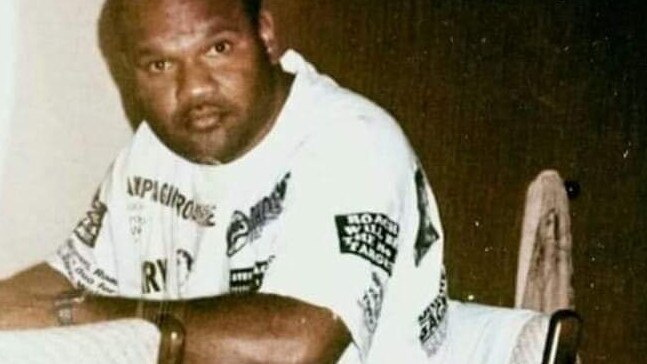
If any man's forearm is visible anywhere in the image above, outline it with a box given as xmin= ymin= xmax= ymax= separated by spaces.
xmin=0 ymin=264 xmax=139 ymax=328
xmin=79 ymin=294 xmax=350 ymax=364
xmin=126 ymin=294 xmax=349 ymax=364
xmin=179 ymin=294 xmax=350 ymax=364
xmin=1 ymin=265 xmax=350 ymax=363
xmin=0 ymin=263 xmax=71 ymax=328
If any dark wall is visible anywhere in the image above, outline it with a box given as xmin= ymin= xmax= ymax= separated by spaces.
xmin=267 ymin=1 xmax=646 ymax=362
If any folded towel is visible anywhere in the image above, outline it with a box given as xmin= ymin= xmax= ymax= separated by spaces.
xmin=516 ymin=170 xmax=574 ymax=312
xmin=0 ymin=319 xmax=160 ymax=364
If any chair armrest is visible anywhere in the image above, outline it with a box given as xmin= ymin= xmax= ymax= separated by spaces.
xmin=542 ymin=310 xmax=583 ymax=364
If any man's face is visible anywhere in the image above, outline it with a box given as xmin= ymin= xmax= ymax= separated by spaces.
xmin=123 ymin=0 xmax=278 ymax=164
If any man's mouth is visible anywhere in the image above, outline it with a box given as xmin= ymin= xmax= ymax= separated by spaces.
xmin=184 ymin=105 xmax=225 ymax=132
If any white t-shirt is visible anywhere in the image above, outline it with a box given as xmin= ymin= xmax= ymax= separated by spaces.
xmin=49 ymin=50 xmax=449 ymax=363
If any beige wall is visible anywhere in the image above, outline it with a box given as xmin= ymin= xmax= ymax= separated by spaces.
xmin=0 ymin=0 xmax=131 ymax=278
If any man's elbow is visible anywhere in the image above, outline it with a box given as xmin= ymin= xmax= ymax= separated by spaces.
xmin=235 ymin=320 xmax=351 ymax=364
xmin=186 ymin=333 xmax=351 ymax=364
xmin=283 ymin=319 xmax=352 ymax=364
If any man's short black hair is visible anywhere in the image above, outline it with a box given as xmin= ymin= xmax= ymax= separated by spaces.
xmin=104 ymin=0 xmax=264 ymax=55
xmin=242 ymin=0 xmax=263 ymax=26
xmin=108 ymin=0 xmax=263 ymax=30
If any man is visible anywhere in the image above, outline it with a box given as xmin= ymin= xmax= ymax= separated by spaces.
xmin=0 ymin=0 xmax=448 ymax=362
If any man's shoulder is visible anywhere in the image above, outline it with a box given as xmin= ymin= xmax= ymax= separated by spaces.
xmin=283 ymin=50 xmax=412 ymax=157
xmin=302 ymin=80 xmax=417 ymax=172
xmin=287 ymin=86 xmax=418 ymax=195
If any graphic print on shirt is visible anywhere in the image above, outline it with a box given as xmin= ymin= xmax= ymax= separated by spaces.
xmin=417 ymin=269 xmax=448 ymax=357
xmin=229 ymin=256 xmax=275 ymax=293
xmin=335 ymin=213 xmax=400 ymax=275
xmin=226 ymin=173 xmax=291 ymax=257
xmin=141 ymin=258 xmax=167 ymax=294
xmin=57 ymin=240 xmax=118 ymax=295
xmin=176 ymin=248 xmax=194 ymax=288
xmin=127 ymin=176 xmax=216 ymax=227
xmin=358 ymin=271 xmax=386 ymax=337
xmin=141 ymin=249 xmax=195 ymax=294
xmin=72 ymin=189 xmax=107 ymax=248
xmin=414 ymin=168 xmax=440 ymax=267
xmin=128 ymin=201 xmax=146 ymax=244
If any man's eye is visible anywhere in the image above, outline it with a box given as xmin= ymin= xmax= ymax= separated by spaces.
xmin=147 ymin=60 xmax=173 ymax=73
xmin=206 ymin=41 xmax=232 ymax=57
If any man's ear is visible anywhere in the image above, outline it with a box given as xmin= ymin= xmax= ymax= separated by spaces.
xmin=257 ymin=10 xmax=281 ymax=64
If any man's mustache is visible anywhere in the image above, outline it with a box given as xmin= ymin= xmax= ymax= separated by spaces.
xmin=174 ymin=97 xmax=230 ymax=124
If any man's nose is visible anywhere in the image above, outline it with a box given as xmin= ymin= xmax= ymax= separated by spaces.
xmin=177 ymin=61 xmax=216 ymax=102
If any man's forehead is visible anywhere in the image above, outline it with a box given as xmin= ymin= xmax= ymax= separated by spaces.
xmin=119 ymin=0 xmax=248 ymax=49
xmin=121 ymin=0 xmax=245 ymax=30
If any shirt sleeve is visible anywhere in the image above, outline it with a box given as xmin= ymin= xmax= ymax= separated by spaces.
xmin=259 ymin=119 xmax=438 ymax=361
xmin=365 ymin=167 xmax=449 ymax=364
xmin=47 ymin=166 xmax=120 ymax=296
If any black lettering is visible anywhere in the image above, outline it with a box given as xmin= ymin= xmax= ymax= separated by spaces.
xmin=151 ymin=180 xmax=159 ymax=202
xmin=274 ymin=173 xmax=290 ymax=200
xmin=127 ymin=178 xmax=135 ymax=196
xmin=97 ymin=282 xmax=116 ymax=294
xmin=156 ymin=259 xmax=168 ymax=286
xmin=128 ymin=177 xmax=218 ymax=227
xmin=128 ymin=177 xmax=142 ymax=197
xmin=344 ymin=225 xmax=361 ymax=235
xmin=250 ymin=204 xmax=262 ymax=230
xmin=175 ymin=193 xmax=186 ymax=216
xmin=182 ymin=201 xmax=194 ymax=219
xmin=160 ymin=184 xmax=169 ymax=205
xmin=362 ymin=232 xmax=376 ymax=245
xmin=142 ymin=261 xmax=159 ymax=294
xmin=141 ymin=179 xmax=154 ymax=198
xmin=360 ymin=214 xmax=373 ymax=224
xmin=363 ymin=224 xmax=384 ymax=239
xmin=205 ymin=209 xmax=216 ymax=227
xmin=74 ymin=267 xmax=95 ymax=285
xmin=169 ymin=187 xmax=179 ymax=207
xmin=348 ymin=214 xmax=361 ymax=225
xmin=88 ymin=209 xmax=103 ymax=226
xmin=68 ymin=244 xmax=91 ymax=269
xmin=93 ymin=268 xmax=117 ymax=286
xmin=262 ymin=197 xmax=273 ymax=216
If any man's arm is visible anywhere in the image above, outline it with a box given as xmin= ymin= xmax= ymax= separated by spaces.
xmin=0 ymin=264 xmax=351 ymax=363
xmin=0 ymin=264 xmax=137 ymax=328
xmin=0 ymin=263 xmax=72 ymax=328
xmin=180 ymin=294 xmax=351 ymax=364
